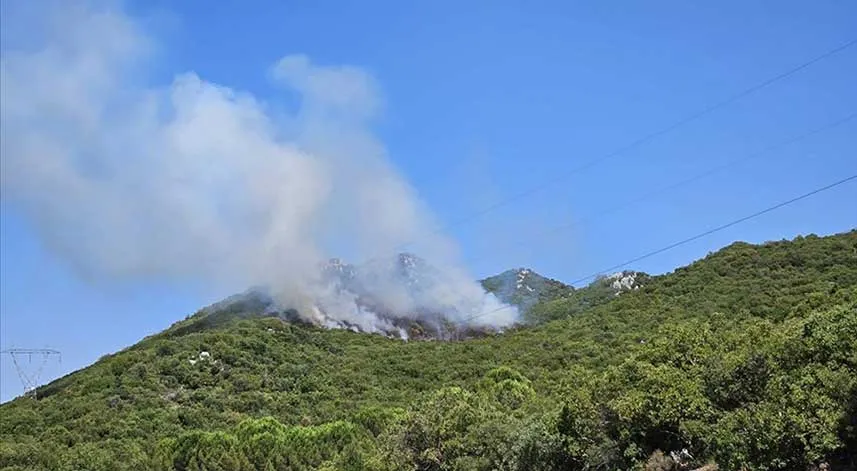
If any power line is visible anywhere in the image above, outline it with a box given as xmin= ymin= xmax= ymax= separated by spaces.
xmin=399 ymin=38 xmax=857 ymax=250
xmin=346 ymin=38 xmax=856 ymax=326
xmin=567 ymin=174 xmax=857 ymax=285
xmin=462 ymin=173 xmax=857 ymax=323
xmin=462 ymin=112 xmax=857 ymax=265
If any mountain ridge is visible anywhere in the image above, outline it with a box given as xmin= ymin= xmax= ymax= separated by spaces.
xmin=188 ymin=253 xmax=527 ymax=340
xmin=186 ymin=253 xmax=587 ymax=340
xmin=2 ymin=230 xmax=856 ymax=470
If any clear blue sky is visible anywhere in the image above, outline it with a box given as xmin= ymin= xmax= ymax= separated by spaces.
xmin=1 ymin=0 xmax=856 ymax=401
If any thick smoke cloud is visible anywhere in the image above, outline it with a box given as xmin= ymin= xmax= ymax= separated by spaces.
xmin=0 ymin=1 xmax=517 ymax=332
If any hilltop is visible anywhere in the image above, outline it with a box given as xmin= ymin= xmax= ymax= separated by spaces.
xmin=182 ymin=258 xmax=631 ymax=340
xmin=181 ymin=252 xmax=521 ymax=341
xmin=1 ymin=230 xmax=856 ymax=470
xmin=480 ymin=267 xmax=574 ymax=314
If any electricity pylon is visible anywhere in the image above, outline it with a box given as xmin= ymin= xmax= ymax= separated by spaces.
xmin=1 ymin=348 xmax=62 ymax=399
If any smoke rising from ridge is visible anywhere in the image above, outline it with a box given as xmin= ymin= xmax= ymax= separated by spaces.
xmin=0 ymin=1 xmax=517 ymax=332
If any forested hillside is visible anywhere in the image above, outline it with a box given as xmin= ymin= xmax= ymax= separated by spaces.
xmin=480 ymin=268 xmax=575 ymax=316
xmin=1 ymin=231 xmax=855 ymax=470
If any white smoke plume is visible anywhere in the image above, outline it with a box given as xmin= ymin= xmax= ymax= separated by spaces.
xmin=0 ymin=1 xmax=517 ymax=333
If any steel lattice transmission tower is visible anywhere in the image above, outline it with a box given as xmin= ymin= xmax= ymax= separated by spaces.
xmin=1 ymin=348 xmax=62 ymax=399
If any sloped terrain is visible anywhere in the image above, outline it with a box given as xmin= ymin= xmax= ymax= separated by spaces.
xmin=481 ymin=268 xmax=575 ymax=316
xmin=1 ymin=231 xmax=856 ymax=470
xmin=182 ymin=253 xmax=519 ymax=341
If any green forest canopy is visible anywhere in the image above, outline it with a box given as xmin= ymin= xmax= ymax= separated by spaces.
xmin=1 ymin=230 xmax=856 ymax=470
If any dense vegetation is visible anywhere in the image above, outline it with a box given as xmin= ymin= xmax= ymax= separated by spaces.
xmin=1 ymin=231 xmax=856 ymax=470
xmin=480 ymin=268 xmax=576 ymax=316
